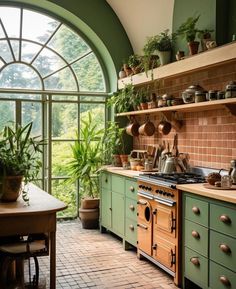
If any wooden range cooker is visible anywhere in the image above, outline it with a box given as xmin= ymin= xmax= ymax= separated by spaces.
xmin=137 ymin=173 xmax=205 ymax=287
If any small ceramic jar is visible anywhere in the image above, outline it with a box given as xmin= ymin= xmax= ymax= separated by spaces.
xmin=208 ymin=90 xmax=218 ymax=101
xmin=217 ymin=91 xmax=225 ymax=99
xmin=195 ymin=90 xmax=207 ymax=102
xmin=225 ymin=81 xmax=236 ymax=98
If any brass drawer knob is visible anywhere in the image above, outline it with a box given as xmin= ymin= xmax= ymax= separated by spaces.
xmin=129 ymin=205 xmax=135 ymax=211
xmin=190 ymin=257 xmax=200 ymax=266
xmin=105 ymin=178 xmax=108 ymax=183
xmin=130 ymin=186 xmax=135 ymax=192
xmin=152 ymin=244 xmax=157 ymax=250
xmin=191 ymin=230 xmax=200 ymax=239
xmin=129 ymin=224 xmax=134 ymax=231
xmin=220 ymin=214 xmax=231 ymax=224
xmin=220 ymin=275 xmax=231 ymax=287
xmin=220 ymin=243 xmax=231 ymax=254
xmin=192 ymin=206 xmax=200 ymax=215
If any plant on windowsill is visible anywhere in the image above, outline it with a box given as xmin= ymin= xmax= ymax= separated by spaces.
xmin=197 ymin=28 xmax=214 ymax=51
xmin=102 ymin=121 xmax=126 ymax=167
xmin=0 ymin=122 xmax=44 ymax=204
xmin=176 ymin=15 xmax=201 ymax=55
xmin=67 ymin=113 xmax=105 ymax=229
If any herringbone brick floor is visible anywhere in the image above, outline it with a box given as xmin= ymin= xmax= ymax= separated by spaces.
xmin=38 ymin=220 xmax=177 ymax=289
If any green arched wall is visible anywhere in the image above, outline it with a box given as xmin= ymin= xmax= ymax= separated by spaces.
xmin=1 ymin=0 xmax=133 ymax=91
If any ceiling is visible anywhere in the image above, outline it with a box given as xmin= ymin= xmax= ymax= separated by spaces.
xmin=106 ymin=0 xmax=175 ymax=54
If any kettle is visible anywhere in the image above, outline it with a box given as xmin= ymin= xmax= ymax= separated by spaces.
xmin=229 ymin=160 xmax=236 ymax=184
xmin=162 ymin=156 xmax=177 ymax=173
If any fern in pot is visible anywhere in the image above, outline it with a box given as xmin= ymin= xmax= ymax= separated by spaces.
xmin=0 ymin=122 xmax=44 ymax=203
xmin=67 ymin=113 xmax=104 ymax=229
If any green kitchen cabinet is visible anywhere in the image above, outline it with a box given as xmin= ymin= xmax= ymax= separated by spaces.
xmin=100 ymin=171 xmax=137 ymax=249
xmin=183 ymin=192 xmax=236 ymax=289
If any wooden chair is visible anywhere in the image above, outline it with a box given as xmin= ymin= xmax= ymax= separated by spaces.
xmin=0 ymin=234 xmax=48 ymax=289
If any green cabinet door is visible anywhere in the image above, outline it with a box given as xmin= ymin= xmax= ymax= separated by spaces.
xmin=210 ymin=261 xmax=236 ymax=289
xmin=112 ymin=191 xmax=124 ymax=236
xmin=101 ymin=188 xmax=111 ymax=229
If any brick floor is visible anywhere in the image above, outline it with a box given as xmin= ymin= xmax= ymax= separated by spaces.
xmin=37 ymin=220 xmax=177 ymax=289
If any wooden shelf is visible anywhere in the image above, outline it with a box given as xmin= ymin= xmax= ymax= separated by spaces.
xmin=118 ymin=42 xmax=236 ymax=89
xmin=116 ymin=98 xmax=236 ymax=117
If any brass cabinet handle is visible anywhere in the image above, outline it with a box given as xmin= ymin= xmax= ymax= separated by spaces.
xmin=192 ymin=206 xmax=200 ymax=215
xmin=109 ymin=207 xmax=112 ymax=211
xmin=191 ymin=230 xmax=200 ymax=239
xmin=130 ymin=186 xmax=135 ymax=192
xmin=190 ymin=257 xmax=200 ymax=266
xmin=129 ymin=224 xmax=134 ymax=231
xmin=152 ymin=244 xmax=157 ymax=250
xmin=129 ymin=205 xmax=135 ymax=211
xmin=220 ymin=214 xmax=231 ymax=224
xmin=220 ymin=275 xmax=231 ymax=287
xmin=220 ymin=243 xmax=231 ymax=254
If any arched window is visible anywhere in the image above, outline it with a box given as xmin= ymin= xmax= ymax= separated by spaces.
xmin=0 ymin=6 xmax=109 ymax=218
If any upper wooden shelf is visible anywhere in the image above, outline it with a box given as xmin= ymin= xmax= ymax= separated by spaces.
xmin=118 ymin=42 xmax=236 ymax=89
xmin=116 ymin=98 xmax=236 ymax=117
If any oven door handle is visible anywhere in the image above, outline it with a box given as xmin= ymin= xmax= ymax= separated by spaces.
xmin=137 ymin=223 xmax=148 ymax=230
xmin=137 ymin=192 xmax=153 ymax=200
xmin=154 ymin=197 xmax=176 ymax=207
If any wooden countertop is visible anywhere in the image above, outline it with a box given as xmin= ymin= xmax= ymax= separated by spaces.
xmin=101 ymin=166 xmax=141 ymax=178
xmin=177 ymin=183 xmax=236 ymax=204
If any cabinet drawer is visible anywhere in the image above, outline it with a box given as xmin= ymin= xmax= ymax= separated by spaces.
xmin=125 ymin=178 xmax=137 ymax=200
xmin=210 ymin=231 xmax=236 ymax=272
xmin=210 ymin=203 xmax=236 ymax=238
xmin=101 ymin=172 xmax=111 ymax=189
xmin=111 ymin=175 xmax=124 ymax=194
xmin=185 ymin=195 xmax=208 ymax=226
xmin=185 ymin=219 xmax=208 ymax=257
xmin=125 ymin=197 xmax=137 ymax=220
xmin=125 ymin=218 xmax=137 ymax=247
xmin=210 ymin=261 xmax=236 ymax=289
xmin=184 ymin=247 xmax=208 ymax=289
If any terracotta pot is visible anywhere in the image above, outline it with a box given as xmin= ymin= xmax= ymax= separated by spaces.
xmin=120 ymin=154 xmax=129 ymax=165
xmin=1 ymin=175 xmax=23 ymax=202
xmin=81 ymin=198 xmax=99 ymax=209
xmin=79 ymin=207 xmax=99 ymax=229
xmin=188 ymin=41 xmax=199 ymax=55
xmin=140 ymin=103 xmax=148 ymax=110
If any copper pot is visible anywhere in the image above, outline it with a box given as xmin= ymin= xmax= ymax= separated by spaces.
xmin=126 ymin=117 xmax=140 ymax=137
xmin=138 ymin=117 xmax=155 ymax=136
xmin=158 ymin=120 xmax=172 ymax=135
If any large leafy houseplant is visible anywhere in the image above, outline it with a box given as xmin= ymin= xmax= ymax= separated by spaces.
xmin=0 ymin=122 xmax=44 ymax=203
xmin=67 ymin=113 xmax=104 ymax=200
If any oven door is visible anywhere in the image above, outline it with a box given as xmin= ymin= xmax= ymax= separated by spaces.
xmin=153 ymin=197 xmax=176 ymax=238
xmin=137 ymin=196 xmax=152 ymax=255
xmin=152 ymin=235 xmax=176 ymax=272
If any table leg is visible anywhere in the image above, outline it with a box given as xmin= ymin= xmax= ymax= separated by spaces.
xmin=50 ymin=231 xmax=56 ymax=289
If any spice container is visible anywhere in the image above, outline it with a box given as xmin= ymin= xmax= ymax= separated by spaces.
xmin=195 ymin=90 xmax=207 ymax=102
xmin=225 ymin=81 xmax=236 ymax=98
xmin=208 ymin=90 xmax=218 ymax=101
xmin=217 ymin=91 xmax=225 ymax=99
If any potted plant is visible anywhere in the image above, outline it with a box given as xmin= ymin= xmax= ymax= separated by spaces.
xmin=107 ymin=83 xmax=135 ymax=113
xmin=67 ymin=113 xmax=104 ymax=229
xmin=143 ymin=29 xmax=176 ymax=66
xmin=0 ymin=122 xmax=44 ymax=203
xmin=136 ymin=87 xmax=149 ymax=110
xmin=127 ymin=54 xmax=143 ymax=74
xmin=102 ymin=121 xmax=126 ymax=167
xmin=176 ymin=15 xmax=201 ymax=55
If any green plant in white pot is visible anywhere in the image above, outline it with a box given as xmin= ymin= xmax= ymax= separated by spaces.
xmin=0 ymin=122 xmax=44 ymax=203
xmin=67 ymin=113 xmax=104 ymax=229
xmin=143 ymin=29 xmax=176 ymax=66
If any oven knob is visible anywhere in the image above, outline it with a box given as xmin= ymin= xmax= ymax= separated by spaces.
xmin=147 ymin=187 xmax=152 ymax=191
xmin=171 ymin=194 xmax=175 ymax=198
xmin=163 ymin=192 xmax=167 ymax=196
xmin=155 ymin=189 xmax=159 ymax=194
xmin=166 ymin=193 xmax=172 ymax=197
xmin=170 ymin=185 xmax=177 ymax=190
xmin=139 ymin=185 xmax=142 ymax=189
xmin=142 ymin=185 xmax=145 ymax=189
xmin=159 ymin=190 xmax=163 ymax=195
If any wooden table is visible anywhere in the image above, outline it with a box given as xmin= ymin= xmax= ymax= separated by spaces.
xmin=0 ymin=184 xmax=67 ymax=289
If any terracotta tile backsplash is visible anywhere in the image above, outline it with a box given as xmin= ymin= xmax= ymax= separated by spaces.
xmin=132 ymin=62 xmax=236 ymax=171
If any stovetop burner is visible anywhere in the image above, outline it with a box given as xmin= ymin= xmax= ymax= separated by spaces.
xmin=139 ymin=172 xmax=206 ymax=185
